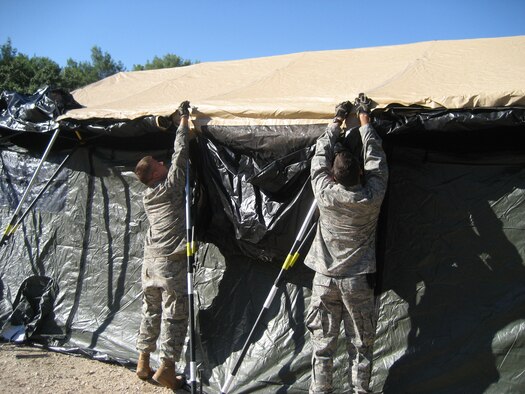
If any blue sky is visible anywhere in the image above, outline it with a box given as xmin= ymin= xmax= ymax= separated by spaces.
xmin=1 ymin=0 xmax=524 ymax=70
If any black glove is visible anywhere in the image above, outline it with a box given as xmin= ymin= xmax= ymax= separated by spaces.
xmin=354 ymin=93 xmax=371 ymax=116
xmin=334 ymin=101 xmax=353 ymax=120
xmin=177 ymin=100 xmax=191 ymax=117
xmin=334 ymin=142 xmax=348 ymax=155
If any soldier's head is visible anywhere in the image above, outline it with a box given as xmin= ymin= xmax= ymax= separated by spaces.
xmin=333 ymin=149 xmax=361 ymax=187
xmin=135 ymin=156 xmax=168 ymax=187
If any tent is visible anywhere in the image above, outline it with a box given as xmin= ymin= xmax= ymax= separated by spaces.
xmin=1 ymin=35 xmax=524 ymax=393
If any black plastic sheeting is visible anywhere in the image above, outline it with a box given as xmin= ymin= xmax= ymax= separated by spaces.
xmin=375 ymin=105 xmax=525 ymax=135
xmin=1 ymin=275 xmax=58 ymax=341
xmin=61 ymin=115 xmax=178 ymax=139
xmin=0 ymin=86 xmax=81 ymax=133
xmin=0 ymin=148 xmax=69 ymax=213
xmin=1 ymin=88 xmax=525 ymax=393
xmin=194 ymin=124 xmax=321 ymax=262
xmin=371 ymin=145 xmax=525 ymax=393
xmin=369 ymin=107 xmax=525 ymax=393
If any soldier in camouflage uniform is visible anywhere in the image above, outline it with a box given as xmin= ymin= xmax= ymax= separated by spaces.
xmin=304 ymin=94 xmax=388 ymax=393
xmin=133 ymin=101 xmax=191 ymax=390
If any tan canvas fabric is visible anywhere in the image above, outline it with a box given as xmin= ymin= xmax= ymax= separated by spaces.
xmin=63 ymin=36 xmax=525 ymax=127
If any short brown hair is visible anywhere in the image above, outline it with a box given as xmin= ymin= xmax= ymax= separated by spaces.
xmin=333 ymin=150 xmax=360 ymax=187
xmin=134 ymin=156 xmax=155 ymax=185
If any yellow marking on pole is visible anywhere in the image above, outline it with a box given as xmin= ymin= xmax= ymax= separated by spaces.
xmin=4 ymin=223 xmax=15 ymax=236
xmin=187 ymin=242 xmax=192 ymax=257
xmin=289 ymin=252 xmax=300 ymax=268
xmin=282 ymin=254 xmax=294 ymax=270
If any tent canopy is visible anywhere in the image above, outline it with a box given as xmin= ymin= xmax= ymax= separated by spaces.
xmin=63 ymin=36 xmax=525 ymax=126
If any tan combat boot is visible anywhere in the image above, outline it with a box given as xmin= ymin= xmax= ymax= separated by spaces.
xmin=136 ymin=352 xmax=154 ymax=380
xmin=152 ymin=359 xmax=185 ymax=389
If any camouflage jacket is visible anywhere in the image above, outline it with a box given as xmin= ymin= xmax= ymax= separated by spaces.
xmin=304 ymin=122 xmax=388 ymax=277
xmin=143 ymin=124 xmax=188 ymax=258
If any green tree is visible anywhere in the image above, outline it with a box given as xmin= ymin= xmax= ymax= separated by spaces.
xmin=132 ymin=53 xmax=195 ymax=71
xmin=0 ymin=39 xmax=194 ymax=93
xmin=90 ymin=46 xmax=125 ymax=79
xmin=29 ymin=57 xmax=62 ymax=92
xmin=61 ymin=46 xmax=125 ymax=91
xmin=0 ymin=51 xmax=32 ymax=93
xmin=0 ymin=39 xmax=61 ymax=94
xmin=60 ymin=58 xmax=97 ymax=91
xmin=0 ymin=38 xmax=16 ymax=63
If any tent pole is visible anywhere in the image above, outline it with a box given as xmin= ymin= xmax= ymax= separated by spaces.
xmin=0 ymin=128 xmax=60 ymax=246
xmin=185 ymin=159 xmax=198 ymax=394
xmin=220 ymin=200 xmax=318 ymax=394
xmin=0 ymin=149 xmax=75 ymax=246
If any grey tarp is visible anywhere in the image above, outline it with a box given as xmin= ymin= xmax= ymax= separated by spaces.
xmin=371 ymin=109 xmax=525 ymax=393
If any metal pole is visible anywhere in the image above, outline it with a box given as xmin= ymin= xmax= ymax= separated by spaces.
xmin=185 ymin=160 xmax=198 ymax=394
xmin=3 ymin=150 xmax=73 ymax=245
xmin=0 ymin=128 xmax=60 ymax=245
xmin=220 ymin=200 xmax=318 ymax=394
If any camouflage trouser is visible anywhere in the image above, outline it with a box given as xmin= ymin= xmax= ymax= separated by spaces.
xmin=136 ymin=255 xmax=188 ymax=363
xmin=306 ymin=272 xmax=375 ymax=394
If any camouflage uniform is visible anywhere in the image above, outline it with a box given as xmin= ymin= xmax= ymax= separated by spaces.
xmin=305 ymin=121 xmax=388 ymax=393
xmin=136 ymin=123 xmax=189 ymax=363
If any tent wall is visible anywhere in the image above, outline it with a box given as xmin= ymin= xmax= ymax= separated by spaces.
xmin=0 ymin=126 xmax=327 ymax=392
xmin=3 ymin=110 xmax=524 ymax=393
xmin=0 ymin=143 xmax=158 ymax=362
xmin=372 ymin=139 xmax=525 ymax=393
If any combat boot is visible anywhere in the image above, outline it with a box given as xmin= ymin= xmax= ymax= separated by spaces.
xmin=152 ymin=359 xmax=185 ymax=389
xmin=136 ymin=352 xmax=154 ymax=380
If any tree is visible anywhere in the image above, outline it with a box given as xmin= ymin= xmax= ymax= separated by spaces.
xmin=90 ymin=46 xmax=125 ymax=80
xmin=0 ymin=39 xmax=194 ymax=93
xmin=0 ymin=38 xmax=16 ymax=63
xmin=0 ymin=39 xmax=61 ymax=94
xmin=61 ymin=46 xmax=125 ymax=91
xmin=0 ymin=52 xmax=32 ymax=93
xmin=132 ymin=53 xmax=195 ymax=71
xmin=60 ymin=58 xmax=97 ymax=91
xmin=28 ymin=57 xmax=62 ymax=93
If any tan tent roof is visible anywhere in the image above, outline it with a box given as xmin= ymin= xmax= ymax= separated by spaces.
xmin=64 ymin=35 xmax=525 ymax=127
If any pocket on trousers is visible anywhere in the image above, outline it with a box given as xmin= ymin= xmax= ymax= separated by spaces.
xmin=306 ymin=304 xmax=331 ymax=336
xmin=305 ymin=306 xmax=321 ymax=334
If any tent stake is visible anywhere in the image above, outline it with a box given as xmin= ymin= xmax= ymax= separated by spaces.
xmin=220 ymin=200 xmax=318 ymax=394
xmin=0 ymin=128 xmax=60 ymax=246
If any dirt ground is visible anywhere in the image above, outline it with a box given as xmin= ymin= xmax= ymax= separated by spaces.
xmin=0 ymin=342 xmax=191 ymax=393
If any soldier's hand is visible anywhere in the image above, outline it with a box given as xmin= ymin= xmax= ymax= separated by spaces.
xmin=354 ymin=93 xmax=371 ymax=116
xmin=177 ymin=100 xmax=191 ymax=117
xmin=334 ymin=101 xmax=353 ymax=120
